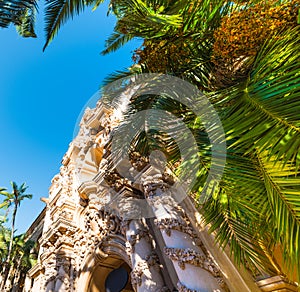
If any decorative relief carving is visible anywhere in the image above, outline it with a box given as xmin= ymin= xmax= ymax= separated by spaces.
xmin=49 ymin=163 xmax=76 ymax=201
xmin=93 ymin=246 xmax=109 ymax=264
xmin=155 ymin=217 xmax=198 ymax=239
xmin=164 ymin=247 xmax=221 ymax=277
xmin=177 ymin=281 xmax=199 ymax=292
xmin=177 ymin=280 xmax=224 ymax=292
xmin=128 ymin=226 xmax=151 ymax=252
xmin=44 ymin=257 xmax=57 ymax=287
xmin=165 ymin=246 xmax=228 ymax=290
xmin=131 ymin=261 xmax=146 ymax=287
xmin=129 ymin=151 xmax=149 ymax=171
xmin=130 ymin=252 xmax=162 ymax=288
xmin=31 ymin=96 xmax=241 ymax=292
xmin=84 ymin=207 xmax=121 ymax=236
xmin=55 ymin=257 xmax=71 ymax=291
xmin=145 ymin=251 xmax=161 ymax=269
xmin=104 ymin=169 xmax=132 ymax=192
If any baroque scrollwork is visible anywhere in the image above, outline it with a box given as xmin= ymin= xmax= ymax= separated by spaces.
xmin=131 ymin=260 xmax=147 ymax=287
xmin=84 ymin=207 xmax=121 ymax=236
xmin=129 ymin=151 xmax=149 ymax=171
xmin=130 ymin=251 xmax=162 ymax=288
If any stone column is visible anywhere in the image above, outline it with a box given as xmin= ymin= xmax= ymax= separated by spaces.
xmin=54 ymin=258 xmax=71 ymax=292
xmin=118 ymin=188 xmax=169 ymax=292
xmin=141 ymin=166 xmax=226 ymax=292
xmin=43 ymin=253 xmax=56 ymax=292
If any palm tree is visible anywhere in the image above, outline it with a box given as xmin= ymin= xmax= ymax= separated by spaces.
xmin=104 ymin=0 xmax=300 ymax=281
xmin=0 ymin=182 xmax=32 ymax=290
xmin=9 ymin=234 xmax=36 ymax=292
xmin=43 ymin=0 xmax=300 ymax=284
xmin=0 ymin=216 xmax=9 ymax=266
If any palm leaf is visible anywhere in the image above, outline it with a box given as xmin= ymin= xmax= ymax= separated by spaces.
xmin=0 ymin=0 xmax=37 ymax=37
xmin=101 ymin=66 xmax=141 ymax=87
xmin=101 ymin=31 xmax=135 ymax=55
xmin=43 ymin=0 xmax=94 ymax=50
xmin=108 ymin=0 xmax=184 ymax=40
xmin=200 ymin=150 xmax=283 ymax=275
xmin=257 ymin=153 xmax=300 ymax=278
xmin=217 ymin=27 xmax=300 ymax=166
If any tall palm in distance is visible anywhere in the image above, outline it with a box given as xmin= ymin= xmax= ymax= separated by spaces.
xmin=0 ymin=182 xmax=32 ymax=290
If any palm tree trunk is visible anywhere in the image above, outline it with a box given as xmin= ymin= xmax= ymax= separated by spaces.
xmin=8 ymin=205 xmax=17 ymax=267
xmin=10 ymin=254 xmax=22 ymax=292
xmin=0 ymin=205 xmax=17 ymax=291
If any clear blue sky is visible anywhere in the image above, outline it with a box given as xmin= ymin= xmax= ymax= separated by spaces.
xmin=0 ymin=2 xmax=141 ymax=233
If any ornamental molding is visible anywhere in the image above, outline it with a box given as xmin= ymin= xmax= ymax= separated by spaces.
xmin=256 ymin=275 xmax=299 ymax=292
xmin=177 ymin=281 xmax=199 ymax=292
xmin=78 ymin=180 xmax=98 ymax=200
xmin=104 ymin=169 xmax=132 ymax=192
xmin=131 ymin=260 xmax=147 ymax=287
xmin=164 ymin=247 xmax=221 ymax=278
xmin=28 ymin=263 xmax=44 ymax=278
xmin=84 ymin=207 xmax=121 ymax=237
xmin=154 ymin=217 xmax=199 ymax=241
xmin=93 ymin=246 xmax=109 ymax=264
xmin=130 ymin=252 xmax=162 ymax=288
xmin=39 ymin=220 xmax=77 ymax=248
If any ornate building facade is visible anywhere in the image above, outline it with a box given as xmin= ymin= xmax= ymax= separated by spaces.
xmin=23 ymin=95 xmax=298 ymax=292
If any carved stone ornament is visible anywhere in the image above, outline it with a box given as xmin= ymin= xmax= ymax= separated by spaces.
xmin=129 ymin=151 xmax=149 ymax=172
xmin=104 ymin=169 xmax=132 ymax=192
xmin=155 ymin=217 xmax=199 ymax=242
xmin=128 ymin=226 xmax=151 ymax=252
xmin=84 ymin=208 xmax=121 ymax=237
xmin=131 ymin=255 xmax=166 ymax=290
xmin=93 ymin=246 xmax=109 ymax=264
xmin=131 ymin=261 xmax=148 ymax=287
xmin=164 ymin=247 xmax=221 ymax=277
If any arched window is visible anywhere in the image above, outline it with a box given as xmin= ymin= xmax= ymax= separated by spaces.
xmin=105 ymin=266 xmax=129 ymax=292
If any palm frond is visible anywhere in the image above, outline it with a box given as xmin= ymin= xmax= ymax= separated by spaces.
xmin=109 ymin=0 xmax=184 ymax=39
xmin=0 ymin=0 xmax=37 ymax=37
xmin=101 ymin=31 xmax=134 ymax=55
xmin=200 ymin=150 xmax=283 ymax=275
xmin=100 ymin=64 xmax=145 ymax=88
xmin=43 ymin=0 xmax=89 ymax=50
xmin=181 ymin=0 xmax=231 ymax=34
xmin=218 ymin=27 xmax=300 ymax=166
xmin=257 ymin=153 xmax=300 ymax=278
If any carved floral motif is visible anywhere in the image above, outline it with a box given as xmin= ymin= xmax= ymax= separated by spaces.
xmin=127 ymin=226 xmax=151 ymax=253
xmin=31 ymin=97 xmax=237 ymax=292
xmin=164 ymin=247 xmax=221 ymax=277
xmin=130 ymin=252 xmax=162 ymax=288
xmin=104 ymin=170 xmax=132 ymax=192
xmin=155 ymin=217 xmax=199 ymax=240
